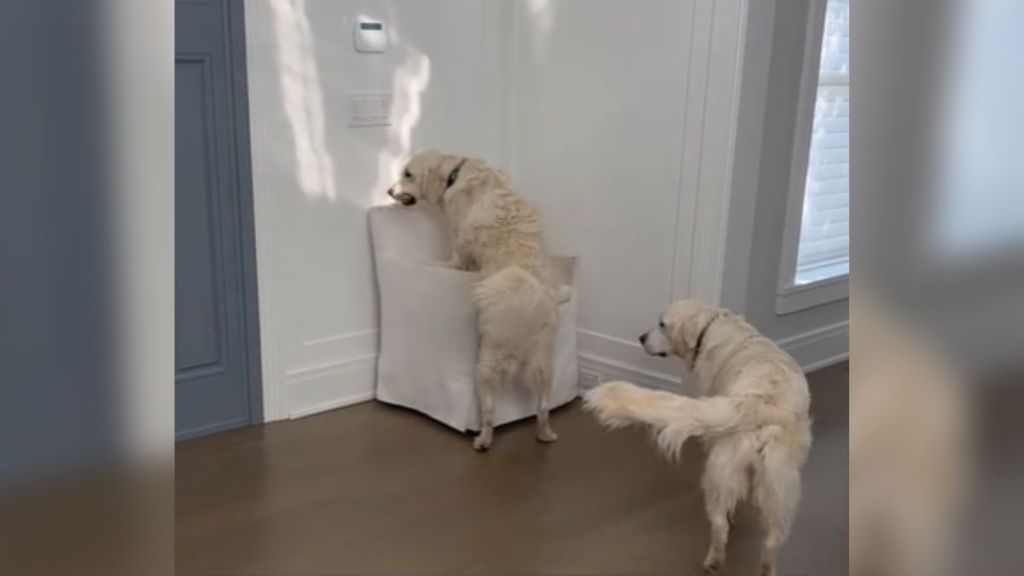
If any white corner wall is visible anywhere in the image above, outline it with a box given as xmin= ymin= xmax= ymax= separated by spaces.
xmin=504 ymin=0 xmax=751 ymax=387
xmin=245 ymin=0 xmax=846 ymax=422
xmin=245 ymin=0 xmax=502 ymax=421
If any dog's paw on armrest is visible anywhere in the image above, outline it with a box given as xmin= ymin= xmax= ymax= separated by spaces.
xmin=553 ymin=284 xmax=572 ymax=305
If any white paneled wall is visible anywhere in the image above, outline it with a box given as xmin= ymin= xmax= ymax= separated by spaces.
xmin=245 ymin=0 xmax=501 ymax=420
xmin=245 ymin=0 xmax=840 ymax=421
xmin=504 ymin=0 xmax=749 ymax=382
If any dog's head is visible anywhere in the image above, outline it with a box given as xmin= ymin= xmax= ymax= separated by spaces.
xmin=387 ymin=150 xmax=466 ymax=207
xmin=638 ymin=299 xmax=724 ymax=367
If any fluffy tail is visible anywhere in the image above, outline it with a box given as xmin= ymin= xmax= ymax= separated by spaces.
xmin=583 ymin=381 xmax=787 ymax=460
xmin=473 ymin=266 xmax=556 ymax=344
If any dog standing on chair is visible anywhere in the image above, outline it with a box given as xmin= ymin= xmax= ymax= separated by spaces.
xmin=388 ymin=150 xmax=567 ymax=450
xmin=584 ymin=299 xmax=812 ymax=576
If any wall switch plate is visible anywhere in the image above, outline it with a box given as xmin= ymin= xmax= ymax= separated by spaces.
xmin=348 ymin=92 xmax=392 ymax=127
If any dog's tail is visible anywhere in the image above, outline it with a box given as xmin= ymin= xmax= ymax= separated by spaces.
xmin=583 ymin=381 xmax=790 ymax=460
xmin=473 ymin=266 xmax=556 ymax=343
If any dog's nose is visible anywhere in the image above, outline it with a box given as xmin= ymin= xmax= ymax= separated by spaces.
xmin=387 ymin=187 xmax=395 ymax=197
xmin=639 ymin=333 xmax=647 ymax=345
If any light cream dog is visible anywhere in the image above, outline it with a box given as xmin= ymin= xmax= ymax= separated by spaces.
xmin=584 ymin=299 xmax=812 ymax=576
xmin=388 ymin=150 xmax=566 ymax=450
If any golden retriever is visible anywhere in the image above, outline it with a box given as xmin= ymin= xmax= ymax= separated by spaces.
xmin=584 ymin=299 xmax=812 ymax=576
xmin=388 ymin=150 xmax=566 ymax=450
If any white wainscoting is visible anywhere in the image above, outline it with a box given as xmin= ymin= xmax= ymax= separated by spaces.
xmin=577 ymin=321 xmax=848 ymax=392
xmin=284 ymin=330 xmax=379 ymax=420
xmin=283 ymin=319 xmax=848 ymax=420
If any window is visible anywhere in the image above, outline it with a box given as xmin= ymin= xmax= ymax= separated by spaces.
xmin=795 ymin=0 xmax=849 ymax=285
xmin=777 ymin=0 xmax=850 ymax=314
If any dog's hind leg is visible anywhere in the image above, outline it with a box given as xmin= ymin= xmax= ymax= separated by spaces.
xmin=473 ymin=342 xmax=506 ymax=451
xmin=702 ymin=436 xmax=753 ymax=572
xmin=526 ymin=351 xmax=558 ymax=443
xmin=753 ymin=443 xmax=801 ymax=576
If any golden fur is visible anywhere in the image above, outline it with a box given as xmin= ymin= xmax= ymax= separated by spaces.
xmin=388 ymin=150 xmax=564 ymax=450
xmin=584 ymin=300 xmax=812 ymax=576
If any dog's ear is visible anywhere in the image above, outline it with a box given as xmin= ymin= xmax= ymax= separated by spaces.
xmin=421 ymin=161 xmax=445 ymax=205
xmin=412 ymin=152 xmax=445 ymax=205
xmin=672 ymin=306 xmax=721 ymax=356
xmin=423 ymin=153 xmax=466 ymax=204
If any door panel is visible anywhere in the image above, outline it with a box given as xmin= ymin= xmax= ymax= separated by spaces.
xmin=176 ymin=57 xmax=225 ymax=374
xmin=175 ymin=0 xmax=260 ymax=439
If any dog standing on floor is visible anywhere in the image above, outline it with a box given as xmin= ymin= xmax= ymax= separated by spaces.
xmin=388 ymin=150 xmax=567 ymax=450
xmin=584 ymin=299 xmax=812 ymax=576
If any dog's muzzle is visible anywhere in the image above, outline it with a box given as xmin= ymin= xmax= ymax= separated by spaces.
xmin=639 ymin=331 xmax=668 ymax=357
xmin=387 ymin=188 xmax=416 ymax=206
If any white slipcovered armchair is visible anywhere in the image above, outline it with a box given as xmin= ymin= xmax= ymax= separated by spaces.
xmin=369 ymin=205 xmax=578 ymax=432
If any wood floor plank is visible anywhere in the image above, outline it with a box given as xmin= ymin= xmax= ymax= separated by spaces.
xmin=177 ymin=363 xmax=849 ymax=575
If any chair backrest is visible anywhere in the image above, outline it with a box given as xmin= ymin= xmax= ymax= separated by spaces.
xmin=369 ymin=205 xmax=453 ymax=263
xmin=370 ymin=205 xmax=576 ymax=290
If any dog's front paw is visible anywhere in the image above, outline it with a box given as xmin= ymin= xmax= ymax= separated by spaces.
xmin=473 ymin=433 xmax=492 ymax=451
xmin=536 ymin=428 xmax=559 ymax=443
xmin=703 ymin=550 xmax=725 ymax=573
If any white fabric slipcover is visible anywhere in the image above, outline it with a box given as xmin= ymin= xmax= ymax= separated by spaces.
xmin=369 ymin=205 xmax=578 ymax=432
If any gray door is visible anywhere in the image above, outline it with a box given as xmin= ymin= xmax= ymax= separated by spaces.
xmin=176 ymin=0 xmax=262 ymax=439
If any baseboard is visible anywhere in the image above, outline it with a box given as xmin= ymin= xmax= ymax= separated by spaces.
xmin=275 ymin=321 xmax=848 ymax=419
xmin=288 ymin=390 xmax=376 ymax=420
xmin=577 ymin=321 xmax=848 ymax=391
xmin=285 ymin=354 xmax=378 ymax=420
xmin=576 ymin=329 xmax=683 ymax=378
xmin=774 ymin=320 xmax=849 ymax=372
xmin=576 ymin=328 xmax=693 ymax=393
xmin=578 ymin=353 xmax=691 ymax=393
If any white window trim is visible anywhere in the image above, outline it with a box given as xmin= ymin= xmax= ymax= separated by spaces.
xmin=776 ymin=0 xmax=849 ymax=315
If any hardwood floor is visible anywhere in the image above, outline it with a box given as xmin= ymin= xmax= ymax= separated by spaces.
xmin=177 ymin=362 xmax=848 ymax=575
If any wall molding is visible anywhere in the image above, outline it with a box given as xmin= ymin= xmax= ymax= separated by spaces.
xmin=244 ymin=2 xmax=285 ymax=422
xmin=296 ymin=329 xmax=378 ymax=368
xmin=579 ymin=354 xmax=692 ymax=394
xmin=577 ymin=328 xmax=683 ymax=383
xmin=774 ymin=319 xmax=849 ymax=372
xmin=288 ymin=390 xmax=376 ymax=420
xmin=673 ymin=0 xmax=751 ymax=305
xmin=577 ymin=321 xmax=848 ymax=391
xmin=281 ymin=330 xmax=381 ymax=420
xmin=775 ymin=274 xmax=849 ymax=315
xmin=285 ymin=353 xmax=378 ymax=420
xmin=281 ymin=319 xmax=848 ymax=420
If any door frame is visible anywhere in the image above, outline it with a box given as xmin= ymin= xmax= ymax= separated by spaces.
xmin=224 ymin=0 xmax=264 ymax=424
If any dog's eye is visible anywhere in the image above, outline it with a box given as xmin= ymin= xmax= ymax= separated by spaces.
xmin=403 ymin=169 xmax=413 ymax=179
xmin=659 ymin=319 xmax=666 ymax=329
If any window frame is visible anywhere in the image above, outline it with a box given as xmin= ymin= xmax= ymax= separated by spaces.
xmin=776 ymin=0 xmax=849 ymax=315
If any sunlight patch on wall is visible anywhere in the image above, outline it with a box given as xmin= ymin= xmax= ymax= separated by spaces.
xmin=270 ymin=0 xmax=337 ymax=201
xmin=371 ymin=51 xmax=431 ymax=206
xmin=525 ymin=0 xmax=557 ymax=58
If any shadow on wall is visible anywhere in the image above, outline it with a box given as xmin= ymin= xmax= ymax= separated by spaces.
xmin=269 ymin=0 xmax=431 ymax=208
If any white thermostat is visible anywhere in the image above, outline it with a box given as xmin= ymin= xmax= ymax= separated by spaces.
xmin=353 ymin=18 xmax=387 ymax=53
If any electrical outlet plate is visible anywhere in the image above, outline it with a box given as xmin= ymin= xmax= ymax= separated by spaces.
xmin=348 ymin=92 xmax=392 ymax=127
